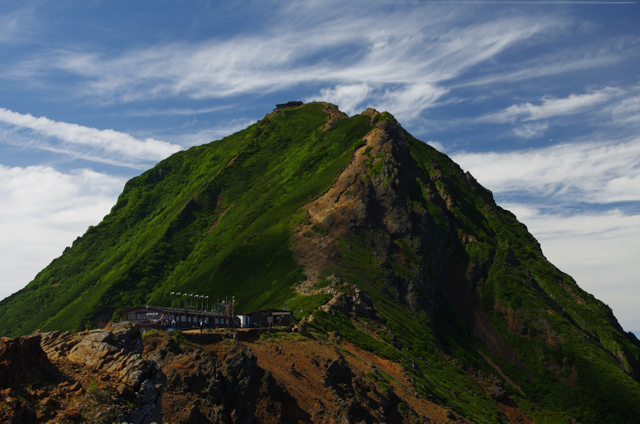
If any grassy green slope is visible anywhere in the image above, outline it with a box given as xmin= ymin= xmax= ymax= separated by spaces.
xmin=0 ymin=103 xmax=373 ymax=336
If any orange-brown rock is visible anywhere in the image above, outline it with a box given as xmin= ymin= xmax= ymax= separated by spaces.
xmin=0 ymin=322 xmax=540 ymax=423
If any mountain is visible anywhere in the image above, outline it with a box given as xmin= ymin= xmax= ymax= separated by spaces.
xmin=1 ymin=102 xmax=639 ymax=422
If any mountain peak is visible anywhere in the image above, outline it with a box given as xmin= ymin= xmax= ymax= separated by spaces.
xmin=1 ymin=102 xmax=639 ymax=422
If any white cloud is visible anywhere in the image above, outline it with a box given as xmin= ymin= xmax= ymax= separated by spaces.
xmin=427 ymin=140 xmax=446 ymax=152
xmin=452 ymin=137 xmax=640 ymax=204
xmin=0 ymin=165 xmax=125 ymax=300
xmin=310 ymin=82 xmax=448 ymax=121
xmin=460 ymin=48 xmax=623 ymax=90
xmin=483 ymin=88 xmax=618 ymax=124
xmin=513 ymin=121 xmax=549 ymax=138
xmin=373 ymin=83 xmax=449 ymax=122
xmin=503 ymin=204 xmax=640 ymax=332
xmin=127 ymin=105 xmax=234 ymax=117
xmin=311 ymin=84 xmax=372 ymax=116
xmin=0 ymin=108 xmax=182 ymax=168
xmin=29 ymin=5 xmax=561 ymax=112
xmin=467 ymin=85 xmax=640 ymax=139
xmin=0 ymin=7 xmax=33 ymax=44
xmin=610 ymin=93 xmax=640 ymax=125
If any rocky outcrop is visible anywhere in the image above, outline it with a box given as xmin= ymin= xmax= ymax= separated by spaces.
xmin=322 ymin=103 xmax=347 ymax=130
xmin=67 ymin=330 xmax=156 ymax=392
xmin=0 ymin=323 xmax=164 ymax=424
xmin=0 ymin=334 xmax=61 ymax=423
xmin=1 ymin=335 xmax=56 ymax=389
xmin=151 ymin=339 xmax=308 ymax=423
xmin=62 ymin=323 xmax=164 ymax=423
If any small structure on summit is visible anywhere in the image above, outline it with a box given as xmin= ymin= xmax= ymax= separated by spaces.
xmin=118 ymin=305 xmax=238 ymax=329
xmin=117 ymin=305 xmax=292 ymax=329
xmin=241 ymin=309 xmax=292 ymax=328
xmin=274 ymin=101 xmax=304 ymax=111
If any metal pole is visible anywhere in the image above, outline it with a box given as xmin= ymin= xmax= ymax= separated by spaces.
xmin=222 ymin=300 xmax=227 ymax=328
xmin=174 ymin=293 xmax=179 ymax=326
xmin=171 ymin=292 xmax=176 ymax=323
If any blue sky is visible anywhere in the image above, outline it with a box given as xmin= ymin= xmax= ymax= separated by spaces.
xmin=1 ymin=1 xmax=638 ymax=334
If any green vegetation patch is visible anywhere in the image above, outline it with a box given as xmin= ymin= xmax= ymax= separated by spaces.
xmin=284 ymin=292 xmax=332 ymax=320
xmin=291 ymin=207 xmax=307 ymax=227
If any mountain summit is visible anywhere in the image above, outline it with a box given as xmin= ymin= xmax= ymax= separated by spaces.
xmin=1 ymin=102 xmax=639 ymax=422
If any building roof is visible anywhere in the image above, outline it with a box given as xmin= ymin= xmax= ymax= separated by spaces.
xmin=246 ymin=308 xmax=291 ymax=315
xmin=274 ymin=101 xmax=304 ymax=111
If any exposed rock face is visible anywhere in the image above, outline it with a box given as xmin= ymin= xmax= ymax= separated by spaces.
xmin=1 ymin=335 xmax=56 ymax=389
xmin=322 ymin=103 xmax=347 ymax=131
xmin=0 ymin=335 xmax=60 ymax=423
xmin=1 ymin=323 xmax=164 ymax=424
xmin=67 ymin=329 xmax=155 ymax=391
xmin=148 ymin=335 xmax=308 ymax=423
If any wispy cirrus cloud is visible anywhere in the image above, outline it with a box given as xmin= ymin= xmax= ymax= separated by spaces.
xmin=512 ymin=122 xmax=549 ymax=139
xmin=459 ymin=48 xmax=625 ymax=89
xmin=126 ymin=104 xmax=234 ymax=117
xmin=0 ymin=108 xmax=181 ymax=168
xmin=0 ymin=6 xmax=34 ymax=44
xmin=468 ymin=86 xmax=636 ymax=139
xmin=373 ymin=83 xmax=449 ymax=121
xmin=608 ymin=88 xmax=640 ymax=126
xmin=0 ymin=164 xmax=125 ymax=299
xmin=482 ymin=88 xmax=619 ymax=124
xmin=25 ymin=4 xmax=562 ymax=122
xmin=309 ymin=83 xmax=448 ymax=119
xmin=452 ymin=136 xmax=640 ymax=204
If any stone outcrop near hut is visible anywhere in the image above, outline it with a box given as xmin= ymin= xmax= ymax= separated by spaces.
xmin=1 ymin=323 xmax=164 ymax=424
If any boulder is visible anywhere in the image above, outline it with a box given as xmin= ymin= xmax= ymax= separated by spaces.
xmin=0 ymin=335 xmax=55 ymax=389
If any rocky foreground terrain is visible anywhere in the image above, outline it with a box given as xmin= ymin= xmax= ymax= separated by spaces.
xmin=1 ymin=317 xmax=535 ymax=424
